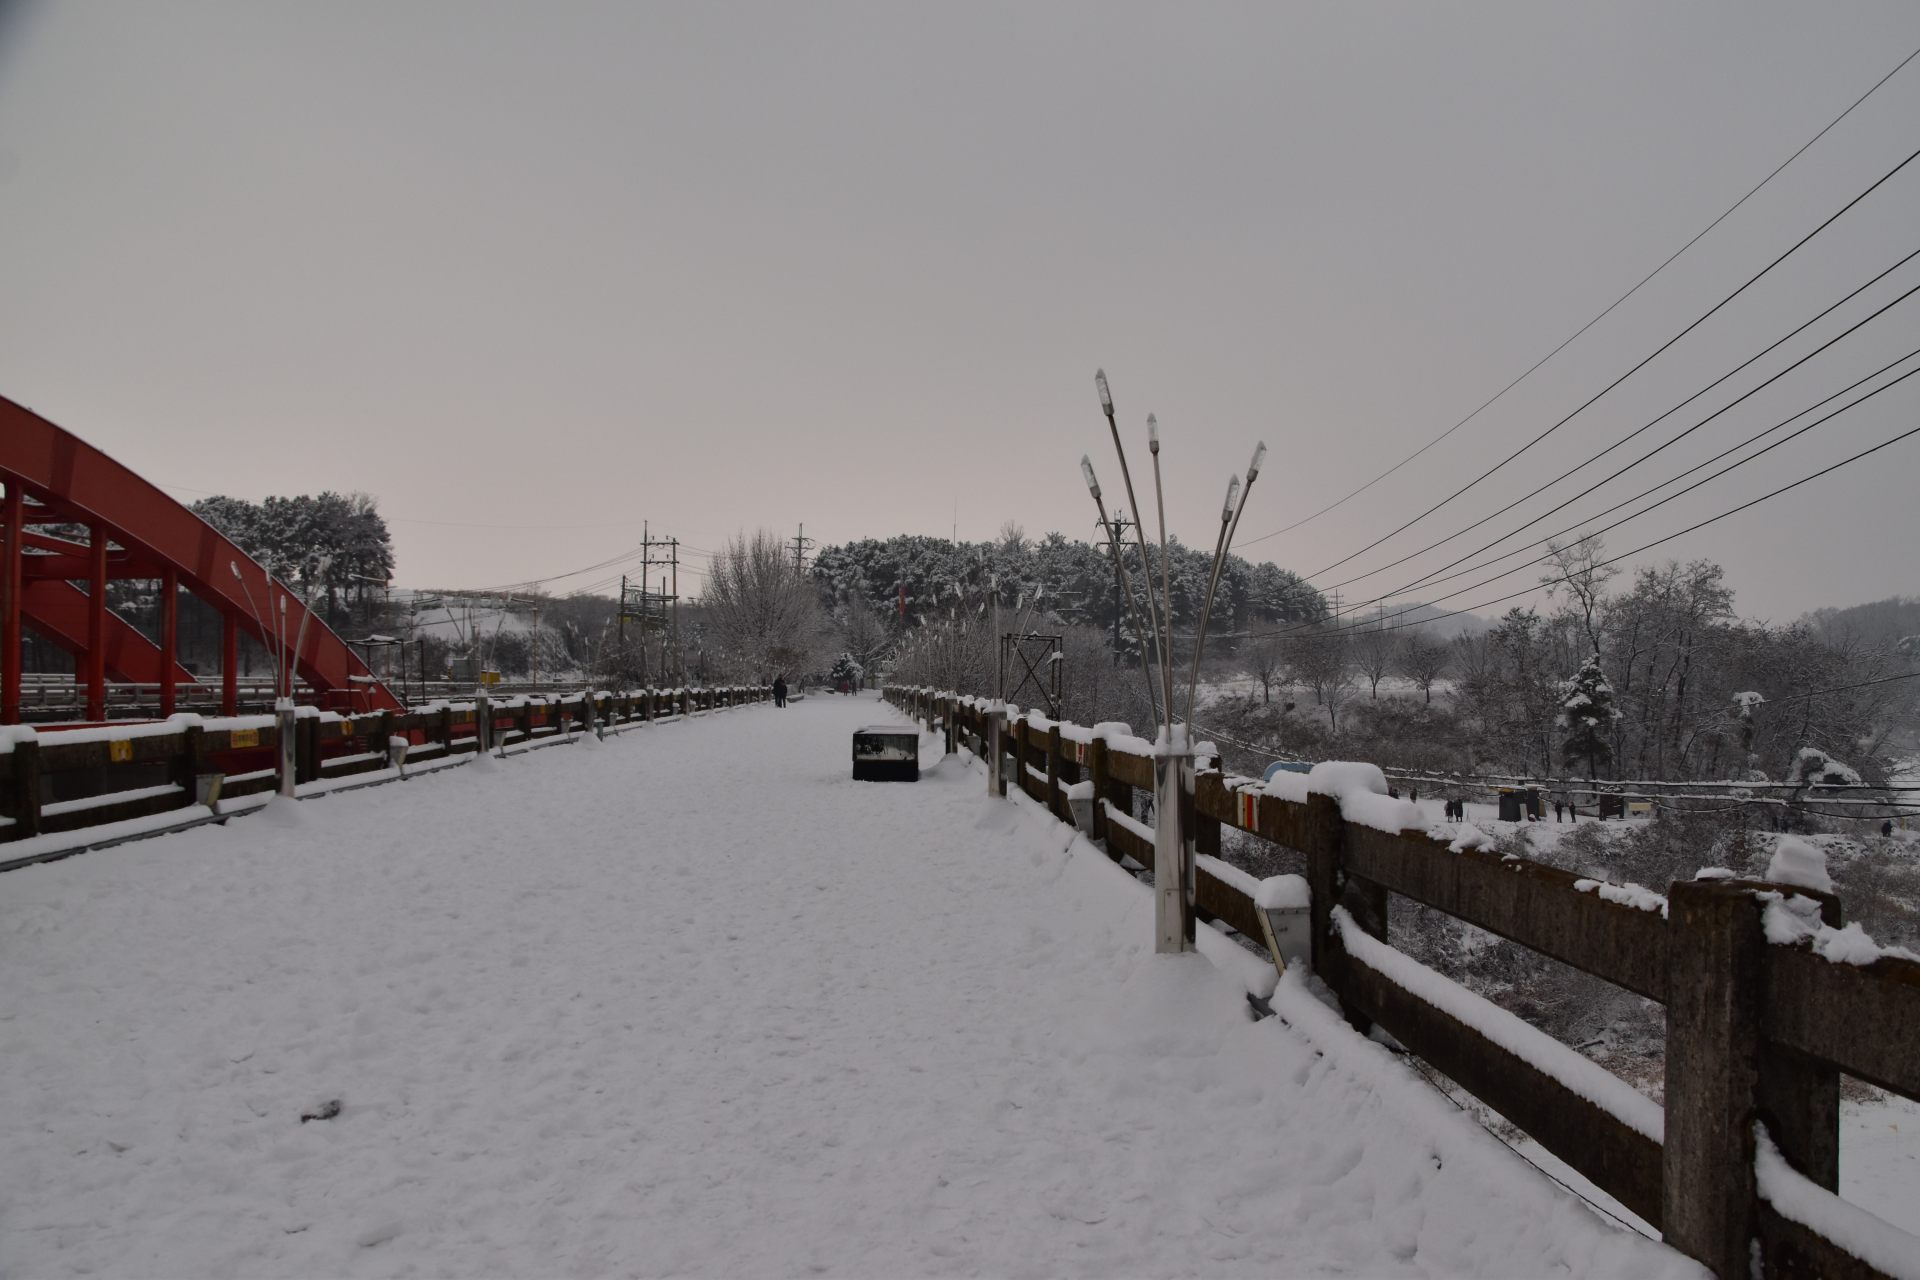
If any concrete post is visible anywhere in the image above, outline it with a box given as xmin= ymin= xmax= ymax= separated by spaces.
xmin=1153 ymin=734 xmax=1196 ymax=954
xmin=275 ymin=698 xmax=297 ymax=798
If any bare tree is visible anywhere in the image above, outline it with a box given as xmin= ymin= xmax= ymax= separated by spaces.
xmin=1351 ymin=613 xmax=1396 ymax=698
xmin=1248 ymin=637 xmax=1286 ymax=705
xmin=1542 ymin=534 xmax=1618 ymax=658
xmin=1287 ymin=626 xmax=1356 ymax=733
xmin=700 ymin=529 xmax=827 ymax=680
xmin=1399 ymin=630 xmax=1450 ymax=705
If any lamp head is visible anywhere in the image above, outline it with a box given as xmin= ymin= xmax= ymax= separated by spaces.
xmin=1080 ymin=455 xmax=1101 ymax=500
xmin=1222 ymin=474 xmax=1242 ymax=522
xmin=1094 ymin=369 xmax=1113 ymax=415
xmin=1247 ymin=440 xmax=1268 ymax=483
xmin=1147 ymin=414 xmax=1160 ymax=454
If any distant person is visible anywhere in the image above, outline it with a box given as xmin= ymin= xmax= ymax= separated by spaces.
xmin=1409 ymin=787 xmax=1418 ymax=804
xmin=773 ymin=675 xmax=788 ymax=708
xmin=1884 ymin=819 xmax=1895 ymax=838
xmin=1554 ymin=799 xmax=1565 ymax=823
xmin=1389 ymin=787 xmax=1400 ymax=800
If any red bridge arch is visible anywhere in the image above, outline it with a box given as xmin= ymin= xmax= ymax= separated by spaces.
xmin=1 ymin=394 xmax=402 ymax=723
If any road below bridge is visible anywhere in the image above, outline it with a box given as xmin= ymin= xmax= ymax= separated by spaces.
xmin=0 ymin=692 xmax=1697 ymax=1277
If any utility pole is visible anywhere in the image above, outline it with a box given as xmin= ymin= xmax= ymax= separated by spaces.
xmin=790 ymin=523 xmax=814 ymax=574
xmin=1098 ymin=509 xmax=1136 ymax=666
xmin=620 ymin=522 xmax=684 ymax=687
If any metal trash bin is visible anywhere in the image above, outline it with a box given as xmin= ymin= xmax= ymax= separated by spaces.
xmin=852 ymin=725 xmax=919 ymax=782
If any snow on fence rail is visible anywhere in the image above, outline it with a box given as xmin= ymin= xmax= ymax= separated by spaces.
xmin=0 ymin=686 xmax=770 ymax=866
xmin=886 ymin=684 xmax=1920 ymax=1280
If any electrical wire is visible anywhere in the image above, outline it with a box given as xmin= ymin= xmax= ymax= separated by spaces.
xmin=1227 ymin=271 xmax=1920 ymax=628
xmin=1233 ymin=45 xmax=1920 ymax=548
xmin=1244 ymin=143 xmax=1920 ymax=575
xmin=1355 ymin=344 xmax=1920 ymax=610
xmin=1264 ymin=345 xmax=1920 ymax=634
xmin=1243 ymin=367 xmax=1920 ymax=643
xmin=1319 ymin=257 xmax=1920 ymax=596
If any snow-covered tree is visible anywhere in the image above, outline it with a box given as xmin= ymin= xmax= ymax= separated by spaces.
xmin=701 ymin=530 xmax=826 ymax=681
xmin=1785 ymin=745 xmax=1862 ymax=789
xmin=1559 ymin=652 xmax=1617 ymax=780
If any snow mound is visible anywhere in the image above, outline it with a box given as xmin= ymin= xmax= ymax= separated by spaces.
xmin=1307 ymin=760 xmax=1422 ymax=834
xmin=1767 ymin=835 xmax=1833 ymax=894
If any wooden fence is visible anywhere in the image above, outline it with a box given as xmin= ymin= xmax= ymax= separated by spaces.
xmin=887 ymin=685 xmax=1920 ymax=1280
xmin=0 ymin=686 xmax=770 ymax=861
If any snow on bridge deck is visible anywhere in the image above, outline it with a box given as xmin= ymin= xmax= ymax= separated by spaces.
xmin=0 ymin=694 xmax=1698 ymax=1278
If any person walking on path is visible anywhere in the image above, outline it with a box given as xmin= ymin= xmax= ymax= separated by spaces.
xmin=773 ymin=675 xmax=788 ymax=709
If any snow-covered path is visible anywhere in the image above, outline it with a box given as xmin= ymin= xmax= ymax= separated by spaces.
xmin=1 ymin=694 xmax=1698 ymax=1278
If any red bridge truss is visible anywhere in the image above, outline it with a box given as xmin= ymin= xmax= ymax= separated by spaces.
xmin=1 ymin=394 xmax=402 ymax=723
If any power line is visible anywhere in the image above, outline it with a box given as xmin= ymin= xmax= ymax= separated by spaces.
xmin=1245 ymin=142 xmax=1920 ymax=575
xmin=1233 ymin=44 xmax=1920 ymax=547
xmin=456 ymin=544 xmax=650 ymax=597
xmin=1318 ymin=253 xmax=1920 ymax=596
xmin=1752 ymin=669 xmax=1920 ymax=707
xmin=1229 ymin=357 xmax=1920 ymax=644
xmin=1300 ymin=345 xmax=1920 ymax=629
xmin=1246 ymin=396 xmax=1920 ymax=644
xmin=1364 ymin=344 xmax=1920 ymax=610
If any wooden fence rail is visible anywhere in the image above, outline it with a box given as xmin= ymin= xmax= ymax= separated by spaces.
xmin=886 ymin=685 xmax=1920 ymax=1280
xmin=1 ymin=686 xmax=771 ymax=858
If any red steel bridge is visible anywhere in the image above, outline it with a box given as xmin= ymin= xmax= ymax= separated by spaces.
xmin=0 ymin=394 xmax=400 ymax=724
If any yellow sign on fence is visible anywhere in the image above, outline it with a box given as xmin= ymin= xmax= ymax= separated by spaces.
xmin=229 ymin=728 xmax=259 ymax=748
xmin=108 ymin=739 xmax=132 ymax=763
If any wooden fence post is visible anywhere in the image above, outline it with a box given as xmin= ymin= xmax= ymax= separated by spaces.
xmin=1086 ymin=734 xmax=1110 ymax=843
xmin=988 ymin=704 xmax=1007 ymax=798
xmin=1663 ymin=879 xmax=1839 ymax=1279
xmin=170 ymin=722 xmax=205 ymax=811
xmin=1305 ymin=791 xmax=1386 ymax=1029
xmin=1193 ymin=785 xmax=1220 ymax=858
xmin=439 ymin=706 xmax=453 ymax=752
xmin=12 ymin=737 xmax=43 ymax=838
xmin=297 ymin=715 xmax=321 ymax=784
xmin=943 ymin=696 xmax=955 ymax=756
xmin=1045 ymin=723 xmax=1062 ymax=819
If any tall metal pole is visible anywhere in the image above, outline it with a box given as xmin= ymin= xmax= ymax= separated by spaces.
xmin=1146 ymin=415 xmax=1175 ymax=726
xmin=1082 ymin=460 xmax=1161 ymax=737
xmin=1185 ymin=442 xmax=1266 ymax=722
xmin=1094 ymin=371 xmax=1164 ymax=733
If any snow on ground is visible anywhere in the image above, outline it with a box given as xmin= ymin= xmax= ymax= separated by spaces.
xmin=1 ymin=695 xmax=1698 ymax=1278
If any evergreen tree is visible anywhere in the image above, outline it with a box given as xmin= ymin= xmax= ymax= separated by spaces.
xmin=1559 ymin=652 xmax=1617 ymax=780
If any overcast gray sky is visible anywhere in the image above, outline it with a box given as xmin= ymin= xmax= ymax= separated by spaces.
xmin=2 ymin=2 xmax=1916 ymax=621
